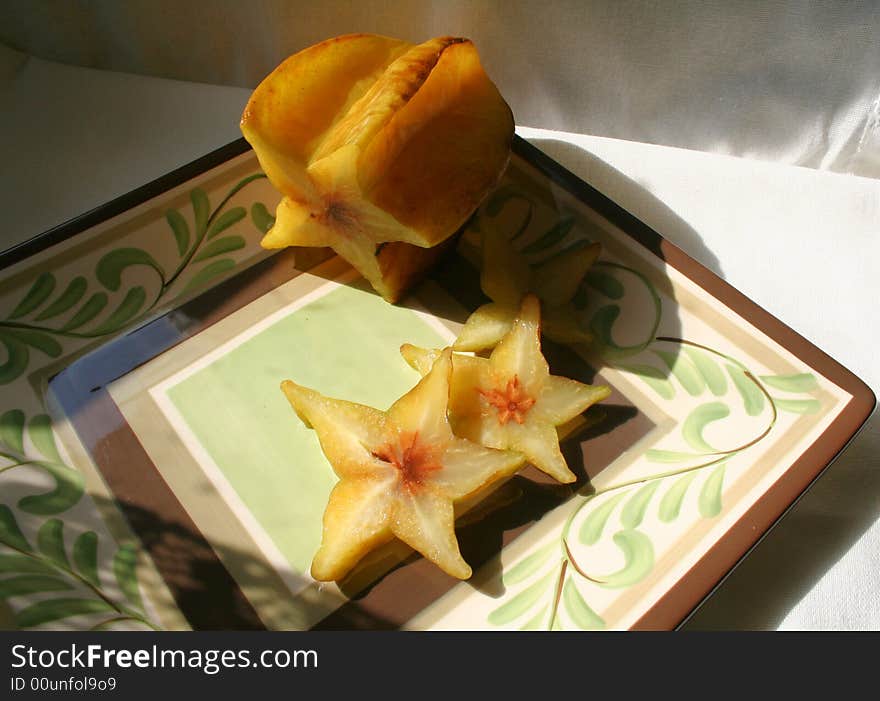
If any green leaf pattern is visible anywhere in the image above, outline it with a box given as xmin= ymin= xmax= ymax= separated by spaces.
xmin=2 ymin=171 xmax=829 ymax=630
xmin=0 ymin=175 xmax=270 ymax=383
xmin=473 ymin=192 xmax=827 ymax=631
xmin=0 ymin=505 xmax=154 ymax=630
xmin=0 ymin=173 xmax=270 ymax=628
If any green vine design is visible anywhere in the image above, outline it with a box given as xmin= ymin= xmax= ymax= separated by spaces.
xmin=0 ymin=505 xmax=155 ymax=630
xmin=1 ymin=410 xmax=84 ymax=516
xmin=482 ymin=186 xmax=823 ymax=630
xmin=0 ymin=171 xmax=275 ymax=629
xmin=0 ymin=174 xmax=273 ymax=385
xmin=1 ymin=414 xmax=154 ymax=629
xmin=488 ymin=341 xmax=822 ymax=630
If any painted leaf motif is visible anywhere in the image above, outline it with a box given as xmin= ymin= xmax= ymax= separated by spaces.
xmin=579 ymin=491 xmax=629 ymax=546
xmin=182 ymin=259 xmax=236 ymax=295
xmin=502 ymin=541 xmax=557 ymax=586
xmin=0 ymin=409 xmax=25 ymax=454
xmin=61 ymin=293 xmax=108 ymax=331
xmin=591 ymin=305 xmax=621 ymax=347
xmin=522 ymin=217 xmax=575 ymax=255
xmin=0 ymin=331 xmax=28 ymax=385
xmin=0 ymin=575 xmax=72 ymax=599
xmin=208 ymin=206 xmax=246 ymax=239
xmin=597 ymin=530 xmax=654 ymax=589
xmin=250 ymin=203 xmax=275 ymax=234
xmin=72 ymin=532 xmax=100 ymax=588
xmin=487 ymin=570 xmax=555 ymax=625
xmin=95 ymin=249 xmax=164 ymax=291
xmin=14 ymin=598 xmax=116 ymax=628
xmin=585 ymin=269 xmax=624 ymax=300
xmin=28 ymin=415 xmax=61 ymax=463
xmin=774 ymin=398 xmax=821 ymax=414
xmin=508 ymin=202 xmax=533 ymax=241
xmin=698 ymin=463 xmax=726 ymax=518
xmin=682 ymin=402 xmax=730 ymax=453
xmin=112 ymin=544 xmax=143 ymax=609
xmin=684 ymin=347 xmax=727 ymax=396
xmin=166 ymin=209 xmax=190 ymax=257
xmin=521 ymin=216 xmax=575 ymax=255
xmin=658 ymin=472 xmax=698 ymax=522
xmin=36 ymin=519 xmax=69 ymax=568
xmin=519 ymin=604 xmax=549 ymax=630
xmin=191 ymin=189 xmax=210 ymax=237
xmin=35 ymin=276 xmax=87 ymax=321
xmin=562 ymin=579 xmax=605 ymax=630
xmin=9 ymin=273 xmax=56 ymax=319
xmin=645 ymin=449 xmax=699 ymax=463
xmin=760 ymin=373 xmax=818 ymax=393
xmin=484 ymin=185 xmax=527 ymax=216
xmin=192 ymin=235 xmax=245 ymax=263
xmin=0 ymin=506 xmax=31 ymax=551
xmin=0 ymin=554 xmax=56 ymax=575
xmin=618 ymin=362 xmax=675 ymax=400
xmin=654 ymin=349 xmax=705 ymax=396
xmin=620 ymin=481 xmax=662 ymax=529
xmin=727 ymin=364 xmax=765 ymax=416
xmin=17 ymin=462 xmax=85 ymax=515
xmin=88 ymin=287 xmax=146 ymax=335
xmin=4 ymin=328 xmax=61 ymax=358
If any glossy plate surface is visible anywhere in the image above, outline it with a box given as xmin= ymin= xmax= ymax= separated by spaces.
xmin=0 ymin=137 xmax=872 ymax=631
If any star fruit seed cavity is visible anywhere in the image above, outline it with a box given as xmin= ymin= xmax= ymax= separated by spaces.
xmin=281 ymin=348 xmax=525 ymax=582
xmin=401 ymin=294 xmax=611 ymax=483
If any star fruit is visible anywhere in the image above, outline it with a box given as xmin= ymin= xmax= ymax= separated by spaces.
xmin=281 ymin=348 xmax=525 ymax=582
xmin=241 ymin=34 xmax=514 ymax=302
xmin=401 ymin=295 xmax=611 ymax=483
xmin=454 ymin=218 xmax=601 ymax=351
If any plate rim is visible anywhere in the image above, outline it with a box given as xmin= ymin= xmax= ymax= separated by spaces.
xmin=3 ymin=134 xmax=874 ymax=630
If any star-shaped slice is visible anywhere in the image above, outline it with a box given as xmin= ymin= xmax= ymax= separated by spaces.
xmin=401 ymin=294 xmax=611 ymax=483
xmin=281 ymin=348 xmax=525 ymax=582
xmin=454 ymin=219 xmax=601 ymax=351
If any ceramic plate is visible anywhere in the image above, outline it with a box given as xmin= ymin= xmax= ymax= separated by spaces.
xmin=0 ymin=137 xmax=873 ymax=631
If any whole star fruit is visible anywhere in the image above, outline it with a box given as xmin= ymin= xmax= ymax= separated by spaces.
xmin=454 ymin=218 xmax=601 ymax=351
xmin=242 ymin=34 xmax=514 ymax=302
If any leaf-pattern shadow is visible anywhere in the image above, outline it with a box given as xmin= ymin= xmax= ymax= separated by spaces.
xmin=1 ymin=471 xmax=309 ymax=630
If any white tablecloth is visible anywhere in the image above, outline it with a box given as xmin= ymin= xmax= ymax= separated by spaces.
xmin=2 ymin=49 xmax=878 ymax=630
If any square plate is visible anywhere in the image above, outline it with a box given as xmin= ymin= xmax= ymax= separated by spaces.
xmin=0 ymin=137 xmax=873 ymax=631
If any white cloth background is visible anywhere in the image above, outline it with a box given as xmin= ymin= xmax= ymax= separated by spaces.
xmin=3 ymin=0 xmax=880 ymax=177
xmin=1 ymin=2 xmax=878 ymax=629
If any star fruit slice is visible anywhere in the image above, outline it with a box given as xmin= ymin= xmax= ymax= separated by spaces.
xmin=242 ymin=34 xmax=514 ymax=302
xmin=454 ymin=220 xmax=601 ymax=351
xmin=402 ymin=295 xmax=611 ymax=483
xmin=281 ymin=349 xmax=524 ymax=582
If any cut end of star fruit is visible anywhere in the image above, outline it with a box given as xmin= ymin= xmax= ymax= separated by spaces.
xmin=404 ymin=295 xmax=611 ymax=484
xmin=242 ymin=34 xmax=514 ymax=303
xmin=456 ymin=220 xmax=601 ymax=352
xmin=282 ymin=348 xmax=524 ymax=583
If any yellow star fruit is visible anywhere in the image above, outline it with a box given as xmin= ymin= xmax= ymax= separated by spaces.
xmin=401 ymin=294 xmax=611 ymax=483
xmin=454 ymin=219 xmax=601 ymax=351
xmin=281 ymin=349 xmax=525 ymax=582
xmin=242 ymin=34 xmax=514 ymax=302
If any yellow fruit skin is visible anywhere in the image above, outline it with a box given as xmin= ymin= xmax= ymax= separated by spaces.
xmin=241 ymin=34 xmax=411 ymax=200
xmin=241 ymin=34 xmax=514 ymax=302
xmin=361 ymin=39 xmax=514 ymax=245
